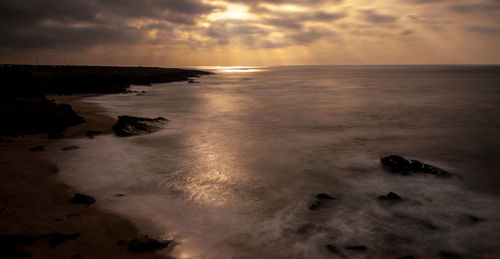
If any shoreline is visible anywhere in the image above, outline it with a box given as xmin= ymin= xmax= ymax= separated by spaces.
xmin=0 ymin=95 xmax=170 ymax=258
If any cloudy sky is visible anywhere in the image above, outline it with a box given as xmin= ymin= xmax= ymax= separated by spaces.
xmin=1 ymin=0 xmax=499 ymax=66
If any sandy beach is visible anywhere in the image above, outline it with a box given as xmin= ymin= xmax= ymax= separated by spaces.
xmin=0 ymin=95 xmax=167 ymax=259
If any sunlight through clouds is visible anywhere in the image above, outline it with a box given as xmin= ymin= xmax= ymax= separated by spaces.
xmin=0 ymin=0 xmax=499 ymax=65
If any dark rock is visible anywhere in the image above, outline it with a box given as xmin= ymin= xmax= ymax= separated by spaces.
xmin=70 ymin=193 xmax=96 ymax=205
xmin=29 ymin=145 xmax=44 ymax=152
xmin=116 ymin=194 xmax=126 ymax=197
xmin=326 ymin=244 xmax=340 ymax=254
xmin=85 ymin=130 xmax=102 ymax=138
xmin=0 ymin=234 xmax=36 ymax=259
xmin=70 ymin=254 xmax=81 ymax=259
xmin=310 ymin=193 xmax=335 ymax=211
xmin=118 ymin=240 xmax=128 ymax=246
xmin=61 ymin=145 xmax=80 ymax=151
xmin=47 ymin=132 xmax=65 ymax=139
xmin=381 ymin=155 xmax=410 ymax=172
xmin=381 ymin=155 xmax=451 ymax=178
xmin=40 ymin=233 xmax=80 ymax=247
xmin=187 ymin=79 xmax=199 ymax=84
xmin=316 ymin=193 xmax=335 ymax=200
xmin=113 ymin=115 xmax=168 ymax=137
xmin=345 ymin=245 xmax=367 ymax=251
xmin=0 ymin=138 xmax=14 ymax=143
xmin=468 ymin=215 xmax=485 ymax=223
xmin=0 ymin=96 xmax=85 ymax=136
xmin=440 ymin=251 xmax=462 ymax=258
xmin=379 ymin=192 xmax=403 ymax=201
xmin=127 ymin=236 xmax=170 ymax=252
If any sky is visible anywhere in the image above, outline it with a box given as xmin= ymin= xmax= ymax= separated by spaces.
xmin=1 ymin=0 xmax=499 ymax=66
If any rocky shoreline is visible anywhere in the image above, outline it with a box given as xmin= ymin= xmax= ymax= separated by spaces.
xmin=0 ymin=65 xmax=211 ymax=258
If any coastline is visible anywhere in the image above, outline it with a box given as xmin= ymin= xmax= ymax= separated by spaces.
xmin=0 ymin=64 xmax=212 ymax=258
xmin=0 ymin=96 xmax=169 ymax=259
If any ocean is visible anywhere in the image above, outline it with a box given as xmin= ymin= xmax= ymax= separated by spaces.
xmin=52 ymin=65 xmax=500 ymax=259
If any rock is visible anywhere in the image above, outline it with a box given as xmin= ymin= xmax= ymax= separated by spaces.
xmin=326 ymin=244 xmax=340 ymax=254
xmin=381 ymin=155 xmax=451 ymax=178
xmin=378 ymin=192 xmax=403 ymax=201
xmin=29 ymin=145 xmax=44 ymax=152
xmin=467 ymin=215 xmax=485 ymax=223
xmin=85 ymin=130 xmax=102 ymax=138
xmin=187 ymin=79 xmax=199 ymax=84
xmin=345 ymin=245 xmax=367 ymax=251
xmin=47 ymin=132 xmax=65 ymax=139
xmin=127 ymin=236 xmax=170 ymax=252
xmin=0 ymin=234 xmax=35 ymax=259
xmin=70 ymin=193 xmax=96 ymax=205
xmin=398 ymin=256 xmax=416 ymax=259
xmin=440 ymin=251 xmax=462 ymax=258
xmin=310 ymin=193 xmax=335 ymax=211
xmin=40 ymin=233 xmax=80 ymax=247
xmin=316 ymin=193 xmax=335 ymax=200
xmin=381 ymin=155 xmax=410 ymax=172
xmin=61 ymin=145 xmax=80 ymax=151
xmin=113 ymin=115 xmax=168 ymax=137
xmin=0 ymin=138 xmax=14 ymax=143
xmin=70 ymin=254 xmax=81 ymax=259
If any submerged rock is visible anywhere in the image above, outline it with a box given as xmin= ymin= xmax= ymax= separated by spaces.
xmin=40 ymin=233 xmax=80 ymax=247
xmin=326 ymin=244 xmax=340 ymax=254
xmin=113 ymin=115 xmax=168 ymax=137
xmin=61 ymin=145 xmax=80 ymax=151
xmin=127 ymin=236 xmax=170 ymax=252
xmin=381 ymin=155 xmax=451 ymax=178
xmin=29 ymin=145 xmax=44 ymax=152
xmin=0 ymin=234 xmax=36 ymax=258
xmin=85 ymin=130 xmax=102 ymax=138
xmin=310 ymin=193 xmax=336 ymax=210
xmin=70 ymin=193 xmax=96 ymax=205
xmin=378 ymin=192 xmax=403 ymax=201
xmin=345 ymin=245 xmax=367 ymax=251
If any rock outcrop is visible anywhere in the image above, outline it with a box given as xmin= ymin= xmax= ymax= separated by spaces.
xmin=113 ymin=115 xmax=168 ymax=137
xmin=381 ymin=155 xmax=451 ymax=178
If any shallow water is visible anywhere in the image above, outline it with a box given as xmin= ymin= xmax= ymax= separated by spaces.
xmin=54 ymin=66 xmax=500 ymax=258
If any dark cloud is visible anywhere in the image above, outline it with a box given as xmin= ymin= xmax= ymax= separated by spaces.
xmin=360 ymin=10 xmax=398 ymax=24
xmin=450 ymin=3 xmax=500 ymax=14
xmin=466 ymin=25 xmax=500 ymax=34
xmin=406 ymin=0 xmax=447 ymax=3
xmin=0 ymin=0 xmax=213 ymax=50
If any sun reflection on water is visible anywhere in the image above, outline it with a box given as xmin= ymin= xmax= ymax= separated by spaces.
xmin=194 ymin=66 xmax=264 ymax=73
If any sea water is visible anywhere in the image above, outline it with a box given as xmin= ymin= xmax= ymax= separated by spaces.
xmin=53 ymin=66 xmax=500 ymax=259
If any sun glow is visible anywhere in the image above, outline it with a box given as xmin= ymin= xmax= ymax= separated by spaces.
xmin=196 ymin=66 xmax=263 ymax=73
xmin=208 ymin=4 xmax=252 ymax=21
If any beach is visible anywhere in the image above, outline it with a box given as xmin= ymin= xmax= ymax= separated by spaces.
xmin=0 ymin=65 xmax=209 ymax=258
xmin=0 ymin=96 xmax=171 ymax=259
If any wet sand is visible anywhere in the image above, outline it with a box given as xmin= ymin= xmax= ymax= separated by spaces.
xmin=0 ymin=95 xmax=167 ymax=259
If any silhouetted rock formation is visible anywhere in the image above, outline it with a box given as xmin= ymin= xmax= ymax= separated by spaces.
xmin=378 ymin=192 xmax=403 ymax=201
xmin=70 ymin=193 xmax=96 ymax=205
xmin=1 ymin=96 xmax=85 ymax=136
xmin=61 ymin=145 xmax=80 ymax=151
xmin=127 ymin=236 xmax=170 ymax=252
xmin=0 ymin=234 xmax=35 ymax=259
xmin=0 ymin=65 xmax=211 ymax=136
xmin=309 ymin=193 xmax=335 ymax=210
xmin=113 ymin=115 xmax=168 ymax=137
xmin=381 ymin=155 xmax=451 ymax=178
xmin=0 ymin=65 xmax=212 ymax=96
xmin=345 ymin=245 xmax=367 ymax=251
xmin=29 ymin=145 xmax=45 ymax=152
xmin=40 ymin=233 xmax=80 ymax=247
